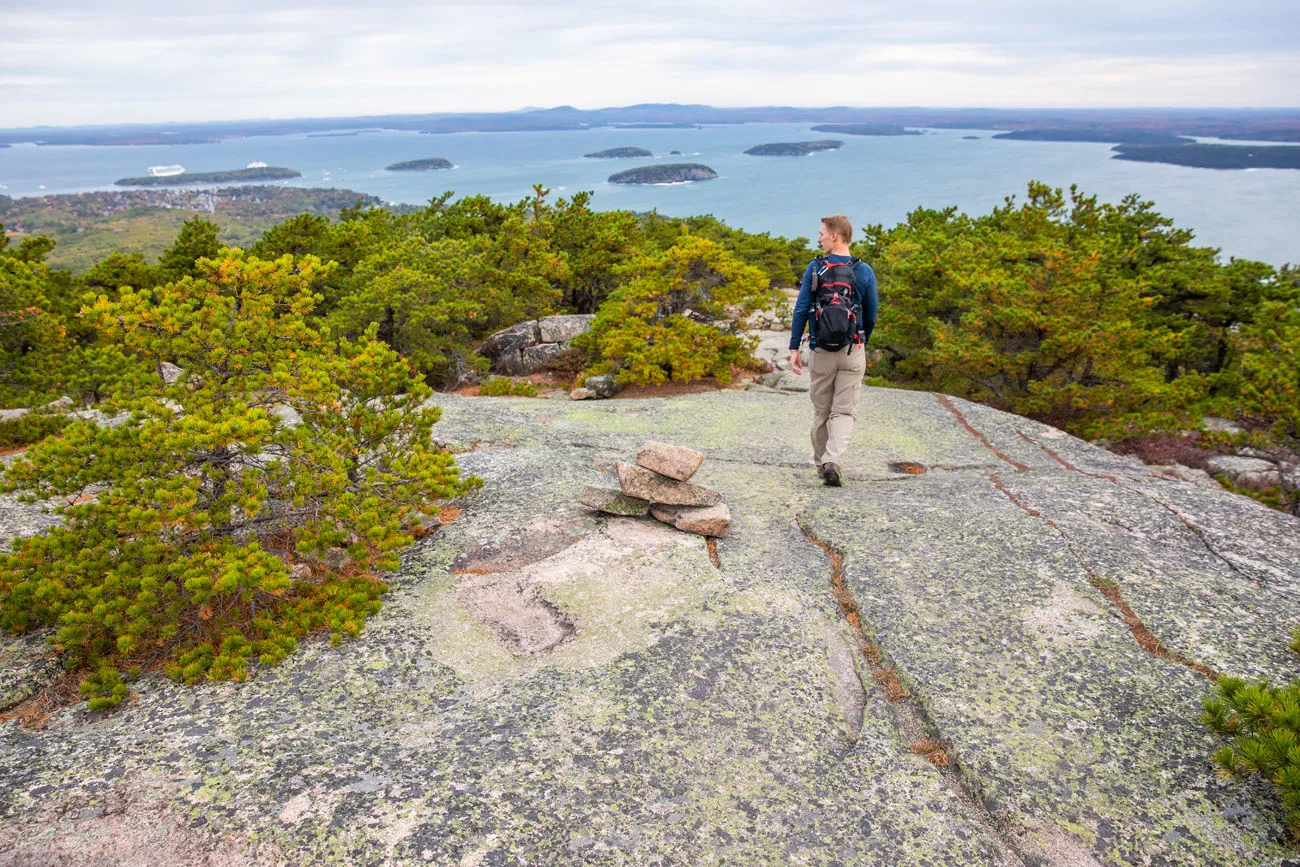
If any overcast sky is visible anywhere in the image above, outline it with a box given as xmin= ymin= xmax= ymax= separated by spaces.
xmin=4 ymin=0 xmax=1298 ymax=128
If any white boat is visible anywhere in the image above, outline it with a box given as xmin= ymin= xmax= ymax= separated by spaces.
xmin=148 ymin=165 xmax=185 ymax=177
xmin=246 ymin=161 xmax=268 ymax=169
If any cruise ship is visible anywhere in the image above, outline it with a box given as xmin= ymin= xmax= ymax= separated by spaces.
xmin=147 ymin=164 xmax=185 ymax=177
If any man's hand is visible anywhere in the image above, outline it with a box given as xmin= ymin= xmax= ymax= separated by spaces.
xmin=789 ymin=349 xmax=803 ymax=375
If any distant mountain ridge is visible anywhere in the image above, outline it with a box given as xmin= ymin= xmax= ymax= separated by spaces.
xmin=4 ymin=105 xmax=1298 ymax=145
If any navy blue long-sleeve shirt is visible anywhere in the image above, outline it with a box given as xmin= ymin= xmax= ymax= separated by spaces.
xmin=789 ymin=255 xmax=878 ymax=350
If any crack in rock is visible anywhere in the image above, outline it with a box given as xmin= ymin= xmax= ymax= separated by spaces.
xmin=1016 ymin=430 xmax=1253 ymax=583
xmin=987 ymin=472 xmax=1219 ymax=682
xmin=936 ymin=394 xmax=1032 ymax=471
xmin=795 ymin=511 xmax=1031 ymax=867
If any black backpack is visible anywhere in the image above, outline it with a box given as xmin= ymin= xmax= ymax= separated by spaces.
xmin=811 ymin=255 xmax=862 ymax=352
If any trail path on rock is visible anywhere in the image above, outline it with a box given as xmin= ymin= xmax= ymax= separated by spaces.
xmin=2 ymin=387 xmax=1299 ymax=866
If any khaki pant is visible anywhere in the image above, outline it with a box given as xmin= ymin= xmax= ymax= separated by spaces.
xmin=808 ymin=346 xmax=867 ymax=466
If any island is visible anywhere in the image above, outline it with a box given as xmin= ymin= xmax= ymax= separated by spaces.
xmin=385 ymin=158 xmax=454 ymax=171
xmin=607 ymin=163 xmax=717 ymax=184
xmin=1111 ymin=143 xmax=1300 ymax=170
xmin=115 ymin=167 xmax=301 ymax=187
xmin=308 ymin=129 xmax=382 ymax=138
xmin=669 ymin=150 xmax=682 ymax=155
xmin=609 ymin=123 xmax=698 ymax=129
xmin=962 ymin=136 xmax=980 ymax=140
xmin=583 ymin=147 xmax=653 ymax=159
xmin=810 ymin=124 xmax=922 ymax=137
xmin=744 ymin=140 xmax=842 ymax=156
xmin=992 ymin=129 xmax=1191 ymax=144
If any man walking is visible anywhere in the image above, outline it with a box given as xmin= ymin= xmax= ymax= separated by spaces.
xmin=788 ymin=215 xmax=878 ymax=487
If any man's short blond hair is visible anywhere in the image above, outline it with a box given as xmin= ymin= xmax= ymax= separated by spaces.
xmin=821 ymin=214 xmax=853 ymax=244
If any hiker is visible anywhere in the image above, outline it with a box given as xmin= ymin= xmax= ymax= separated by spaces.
xmin=788 ymin=214 xmax=878 ymax=487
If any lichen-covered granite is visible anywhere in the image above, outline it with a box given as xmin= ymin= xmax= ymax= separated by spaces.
xmin=2 ymin=388 xmax=1299 ymax=866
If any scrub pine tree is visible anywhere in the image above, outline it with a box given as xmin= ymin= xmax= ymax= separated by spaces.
xmin=0 ymin=251 xmax=478 ymax=709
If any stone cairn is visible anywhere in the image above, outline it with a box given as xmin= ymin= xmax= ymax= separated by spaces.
xmin=578 ymin=441 xmax=731 ymax=538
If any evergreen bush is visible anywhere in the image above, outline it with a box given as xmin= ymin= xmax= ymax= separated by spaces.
xmin=575 ymin=236 xmax=775 ymax=386
xmin=0 ymin=250 xmax=479 ymax=707
xmin=479 ymin=376 xmax=539 ymax=397
xmin=1204 ymin=677 xmax=1300 ymax=840
xmin=0 ymin=411 xmax=68 ymax=449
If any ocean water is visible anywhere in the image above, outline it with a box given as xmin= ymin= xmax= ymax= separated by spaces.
xmin=1 ymin=123 xmax=1298 ymax=266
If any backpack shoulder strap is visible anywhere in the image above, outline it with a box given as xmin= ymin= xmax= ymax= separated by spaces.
xmin=811 ymin=255 xmax=827 ymax=295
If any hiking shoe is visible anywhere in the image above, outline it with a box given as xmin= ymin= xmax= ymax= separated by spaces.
xmin=822 ymin=463 xmax=842 ymax=487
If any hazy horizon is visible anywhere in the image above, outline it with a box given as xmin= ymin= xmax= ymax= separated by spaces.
xmin=5 ymin=1 xmax=1297 ymax=127
xmin=2 ymin=103 xmax=1298 ymax=135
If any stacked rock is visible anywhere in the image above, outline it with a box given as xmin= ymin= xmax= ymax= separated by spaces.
xmin=578 ymin=441 xmax=731 ymax=538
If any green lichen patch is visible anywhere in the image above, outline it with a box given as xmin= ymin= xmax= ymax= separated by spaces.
xmin=2 ymin=387 xmax=1298 ymax=864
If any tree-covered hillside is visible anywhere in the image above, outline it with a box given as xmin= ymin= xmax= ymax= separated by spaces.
xmin=1 ymin=179 xmax=1297 ymax=725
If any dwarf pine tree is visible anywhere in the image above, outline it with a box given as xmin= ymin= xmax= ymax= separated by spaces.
xmin=574 ymin=236 xmax=775 ymax=386
xmin=0 ymin=250 xmax=479 ymax=707
xmin=1204 ymin=676 xmax=1300 ymax=841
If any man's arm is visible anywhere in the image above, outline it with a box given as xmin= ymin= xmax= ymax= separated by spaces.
xmin=789 ymin=262 xmax=814 ymax=374
xmin=856 ymin=262 xmax=879 ymax=344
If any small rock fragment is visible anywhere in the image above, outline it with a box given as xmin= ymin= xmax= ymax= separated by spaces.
xmin=636 ymin=441 xmax=704 ymax=481
xmin=650 ymin=503 xmax=731 ymax=538
xmin=617 ymin=462 xmax=722 ymax=507
xmin=584 ymin=375 xmax=621 ymax=399
xmin=578 ymin=486 xmax=651 ymax=517
xmin=159 ymin=362 xmax=184 ymax=384
xmin=290 ymin=563 xmax=313 ymax=580
xmin=1207 ymin=455 xmax=1282 ymax=487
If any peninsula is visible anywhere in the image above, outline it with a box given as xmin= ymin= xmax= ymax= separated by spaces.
xmin=1111 ymin=142 xmax=1300 ymax=170
xmin=810 ymin=123 xmax=921 ymax=136
xmin=744 ymin=140 xmax=842 ymax=156
xmin=385 ymin=158 xmax=454 ymax=171
xmin=115 ymin=167 xmax=301 ymax=187
xmin=607 ymin=163 xmax=717 ymax=184
xmin=584 ymin=147 xmax=653 ymax=158
xmin=993 ymin=129 xmax=1192 ymax=144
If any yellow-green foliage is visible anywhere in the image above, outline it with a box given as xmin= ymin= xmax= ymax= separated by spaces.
xmin=575 ymin=236 xmax=776 ymax=386
xmin=1204 ymin=677 xmax=1300 ymax=840
xmin=479 ymin=376 xmax=538 ymax=397
xmin=0 ymin=238 xmax=68 ymax=405
xmin=1236 ymin=297 xmax=1300 ymax=443
xmin=0 ymin=250 xmax=479 ymax=706
xmin=331 ymin=209 xmax=565 ymax=385
xmin=858 ymin=182 xmax=1298 ymax=439
xmin=0 ymin=411 xmax=68 ymax=449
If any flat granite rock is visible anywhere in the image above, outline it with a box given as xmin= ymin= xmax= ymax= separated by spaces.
xmin=616 ymin=460 xmax=722 ymax=506
xmin=1 ymin=387 xmax=1297 ymax=866
xmin=636 ymin=440 xmax=704 ymax=481
xmin=578 ymin=485 xmax=651 ymax=517
xmin=650 ymin=502 xmax=731 ymax=538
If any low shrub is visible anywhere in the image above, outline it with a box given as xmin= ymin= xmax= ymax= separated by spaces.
xmin=0 ymin=412 xmax=69 ymax=449
xmin=1204 ymin=677 xmax=1300 ymax=840
xmin=575 ymin=236 xmax=776 ymax=387
xmin=479 ymin=376 xmax=539 ymax=397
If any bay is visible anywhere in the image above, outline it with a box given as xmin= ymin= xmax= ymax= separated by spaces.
xmin=1 ymin=122 xmax=1297 ymax=266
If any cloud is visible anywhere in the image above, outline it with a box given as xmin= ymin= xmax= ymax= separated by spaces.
xmin=1 ymin=0 xmax=1297 ymax=126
